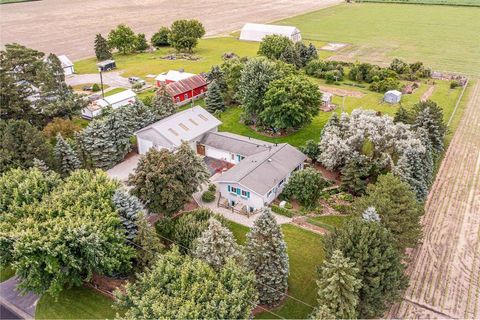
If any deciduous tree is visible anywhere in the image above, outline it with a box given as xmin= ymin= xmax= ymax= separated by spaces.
xmin=151 ymin=27 xmax=170 ymax=47
xmin=282 ymin=168 xmax=328 ymax=208
xmin=168 ymin=19 xmax=205 ymax=52
xmin=258 ymin=35 xmax=294 ymax=60
xmin=108 ymin=24 xmax=136 ymax=54
xmin=150 ymin=85 xmax=177 ymax=120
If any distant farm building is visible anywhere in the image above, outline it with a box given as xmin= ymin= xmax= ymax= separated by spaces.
xmin=239 ymin=23 xmax=301 ymax=42
xmin=384 ymin=90 xmax=402 ymax=104
xmin=96 ymin=60 xmax=116 ymax=72
xmin=321 ymin=92 xmax=333 ymax=106
xmin=82 ymin=89 xmax=136 ymax=119
xmin=58 ymin=55 xmax=74 ymax=76
xmin=155 ymin=70 xmax=195 ymax=86
xmin=165 ymin=74 xmax=208 ymax=106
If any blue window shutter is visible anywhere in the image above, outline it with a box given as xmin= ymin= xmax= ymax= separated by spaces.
xmin=247 ymin=191 xmax=250 ymax=198
xmin=236 ymin=188 xmax=241 ymax=195
xmin=227 ymin=185 xmax=231 ymax=192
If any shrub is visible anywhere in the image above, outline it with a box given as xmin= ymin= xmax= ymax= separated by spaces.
xmin=43 ymin=118 xmax=81 ymax=140
xmin=450 ymin=80 xmax=460 ymax=89
xmin=132 ymin=82 xmax=143 ymax=90
xmin=270 ymin=204 xmax=294 ymax=217
xmin=208 ymin=184 xmax=216 ymax=192
xmin=92 ymin=83 xmax=100 ymax=92
xmin=151 ymin=27 xmax=170 ymax=47
xmin=202 ymin=190 xmax=215 ymax=202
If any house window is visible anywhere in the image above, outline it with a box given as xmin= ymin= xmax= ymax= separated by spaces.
xmin=278 ymin=178 xmax=286 ymax=187
xmin=175 ymin=97 xmax=180 ymax=103
xmin=267 ymin=189 xmax=273 ymax=198
xmin=231 ymin=153 xmax=235 ymax=160
xmin=236 ymin=154 xmax=245 ymax=162
xmin=228 ymin=185 xmax=238 ymax=195
xmin=241 ymin=190 xmax=250 ymax=199
xmin=184 ymin=93 xmax=189 ymax=99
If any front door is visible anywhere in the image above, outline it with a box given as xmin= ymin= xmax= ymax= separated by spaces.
xmin=196 ymin=143 xmax=206 ymax=156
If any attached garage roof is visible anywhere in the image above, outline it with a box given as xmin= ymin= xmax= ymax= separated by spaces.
xmin=166 ymin=74 xmax=207 ymax=97
xmin=239 ymin=23 xmax=301 ymax=42
xmin=135 ymin=106 xmax=222 ymax=150
xmin=200 ymin=131 xmax=273 ymax=156
xmin=215 ymin=143 xmax=306 ymax=195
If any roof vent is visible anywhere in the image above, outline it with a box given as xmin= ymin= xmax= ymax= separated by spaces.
xmin=268 ymin=158 xmax=272 ymax=162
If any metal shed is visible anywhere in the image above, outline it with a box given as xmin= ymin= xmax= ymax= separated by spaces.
xmin=239 ymin=23 xmax=301 ymax=42
xmin=384 ymin=90 xmax=402 ymax=104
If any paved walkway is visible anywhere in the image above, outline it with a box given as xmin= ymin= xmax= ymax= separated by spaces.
xmin=66 ymin=71 xmax=131 ymax=88
xmin=193 ymin=185 xmax=291 ymax=228
xmin=0 ymin=277 xmax=39 ymax=319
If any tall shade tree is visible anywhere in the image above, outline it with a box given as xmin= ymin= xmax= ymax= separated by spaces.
xmin=351 ymin=173 xmax=423 ymax=250
xmin=134 ymin=212 xmax=163 ymax=271
xmin=54 ymin=133 xmax=81 ymax=175
xmin=168 ymin=19 xmax=205 ymax=52
xmin=115 ymin=248 xmax=258 ymax=319
xmin=311 ymin=250 xmax=361 ymax=319
xmin=246 ymin=209 xmax=289 ymax=306
xmin=151 ymin=27 xmax=170 ymax=47
xmin=0 ymin=169 xmax=135 ymax=296
xmin=193 ymin=218 xmax=242 ymax=270
xmin=0 ymin=120 xmax=53 ymax=173
xmin=325 ymin=218 xmax=408 ymax=318
xmin=282 ymin=167 xmax=328 ymax=209
xmin=204 ymin=80 xmax=225 ymax=114
xmin=94 ymin=34 xmax=113 ymax=61
xmin=300 ymin=139 xmax=320 ymax=163
xmin=128 ymin=142 xmax=208 ymax=215
xmin=134 ymin=33 xmax=149 ymax=52
xmin=260 ymin=75 xmax=321 ymax=131
xmin=412 ymin=100 xmax=446 ymax=157
xmin=258 ymin=35 xmax=294 ymax=60
xmin=108 ymin=24 xmax=137 ymax=54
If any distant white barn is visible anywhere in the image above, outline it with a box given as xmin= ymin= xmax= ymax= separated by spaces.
xmin=384 ymin=90 xmax=402 ymax=104
xmin=58 ymin=55 xmax=74 ymax=76
xmin=239 ymin=23 xmax=301 ymax=42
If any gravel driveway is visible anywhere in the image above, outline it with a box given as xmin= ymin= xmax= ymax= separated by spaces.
xmin=66 ymin=71 xmax=131 ymax=88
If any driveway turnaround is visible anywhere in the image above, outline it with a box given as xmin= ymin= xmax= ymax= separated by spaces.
xmin=66 ymin=71 xmax=131 ymax=88
xmin=0 ymin=277 xmax=39 ymax=319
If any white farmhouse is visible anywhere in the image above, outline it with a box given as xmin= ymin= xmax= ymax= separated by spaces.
xmin=239 ymin=23 xmax=301 ymax=42
xmin=135 ymin=106 xmax=222 ymax=154
xmin=58 ymin=55 xmax=74 ymax=76
xmin=81 ymin=89 xmax=137 ymax=119
xmin=384 ymin=90 xmax=402 ymax=104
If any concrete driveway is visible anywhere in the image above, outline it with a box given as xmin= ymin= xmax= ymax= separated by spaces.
xmin=106 ymin=153 xmax=140 ymax=183
xmin=66 ymin=71 xmax=131 ymax=88
xmin=0 ymin=277 xmax=39 ymax=319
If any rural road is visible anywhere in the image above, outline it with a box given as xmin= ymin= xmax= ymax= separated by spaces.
xmin=389 ymin=80 xmax=480 ymax=319
xmin=0 ymin=0 xmax=343 ymax=60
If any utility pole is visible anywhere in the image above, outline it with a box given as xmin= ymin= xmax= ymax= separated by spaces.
xmin=98 ymin=67 xmax=105 ymax=98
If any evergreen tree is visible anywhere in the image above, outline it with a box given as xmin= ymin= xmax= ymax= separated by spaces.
xmin=395 ymin=144 xmax=429 ymax=200
xmin=246 ymin=209 xmax=289 ymax=306
xmin=40 ymin=53 xmax=67 ymax=94
xmin=193 ymin=218 xmax=241 ymax=270
xmin=416 ymin=127 xmax=434 ymax=187
xmin=413 ymin=105 xmax=445 ymax=157
xmin=113 ymin=189 xmax=145 ymax=242
xmin=80 ymin=120 xmax=117 ymax=170
xmin=32 ymin=158 xmax=49 ymax=173
xmin=134 ymin=212 xmax=163 ymax=270
xmin=311 ymin=250 xmax=361 ymax=319
xmin=341 ymin=155 xmax=371 ymax=195
xmin=306 ymin=43 xmax=319 ymax=62
xmin=280 ymin=44 xmax=300 ymax=67
xmin=310 ymin=304 xmax=335 ymax=320
xmin=362 ymin=206 xmax=381 ymax=222
xmin=54 ymin=133 xmax=81 ymax=175
xmin=205 ymin=80 xmax=225 ymax=114
xmin=94 ymin=34 xmax=113 ymax=61
xmin=352 ymin=173 xmax=423 ymax=250
xmin=393 ymin=106 xmax=411 ymax=123
xmin=325 ymin=219 xmax=408 ymax=318
xmin=151 ymin=85 xmax=177 ymax=120
xmin=294 ymin=42 xmax=310 ymax=67
xmin=206 ymin=65 xmax=227 ymax=93
xmin=126 ymin=100 xmax=156 ymax=131
xmin=300 ymin=139 xmax=320 ymax=163
xmin=174 ymin=141 xmax=210 ymax=196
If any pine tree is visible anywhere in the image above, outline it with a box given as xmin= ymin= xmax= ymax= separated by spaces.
xmin=325 ymin=219 xmax=408 ymax=318
xmin=394 ymin=106 xmax=411 ymax=124
xmin=94 ymin=34 xmax=113 ymax=61
xmin=206 ymin=65 xmax=227 ymax=93
xmin=113 ymin=189 xmax=145 ymax=242
xmin=310 ymin=304 xmax=335 ymax=320
xmin=416 ymin=127 xmax=434 ymax=187
xmin=193 ymin=218 xmax=241 ymax=270
xmin=395 ymin=145 xmax=429 ymax=200
xmin=151 ymin=85 xmax=177 ymax=120
xmin=125 ymin=100 xmax=156 ymax=131
xmin=33 ymin=158 xmax=49 ymax=173
xmin=54 ymin=133 xmax=81 ymax=175
xmin=205 ymin=80 xmax=225 ymax=114
xmin=413 ymin=106 xmax=444 ymax=157
xmin=311 ymin=250 xmax=361 ymax=319
xmin=341 ymin=155 xmax=370 ymax=195
xmin=134 ymin=212 xmax=163 ymax=270
xmin=362 ymin=206 xmax=381 ymax=222
xmin=80 ymin=120 xmax=117 ymax=169
xmin=280 ymin=44 xmax=300 ymax=67
xmin=246 ymin=209 xmax=289 ymax=306
xmin=306 ymin=43 xmax=319 ymax=62
xmin=294 ymin=42 xmax=309 ymax=67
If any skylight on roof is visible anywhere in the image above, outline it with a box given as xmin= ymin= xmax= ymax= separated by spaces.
xmin=179 ymin=123 xmax=189 ymax=131
xmin=189 ymin=118 xmax=198 ymax=126
xmin=198 ymin=114 xmax=208 ymax=122
xmin=168 ymin=128 xmax=179 ymax=136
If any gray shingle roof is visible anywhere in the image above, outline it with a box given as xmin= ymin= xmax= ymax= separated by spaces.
xmin=215 ymin=143 xmax=306 ymax=195
xmin=200 ymin=131 xmax=274 ymax=156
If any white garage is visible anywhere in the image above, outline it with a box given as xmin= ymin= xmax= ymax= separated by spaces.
xmin=239 ymin=23 xmax=301 ymax=42
xmin=58 ymin=55 xmax=74 ymax=76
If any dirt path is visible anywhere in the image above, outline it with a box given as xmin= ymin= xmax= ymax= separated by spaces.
xmin=318 ymin=85 xmax=365 ymax=98
xmin=0 ymin=0 xmax=342 ymax=60
xmin=421 ymin=85 xmax=435 ymax=102
xmin=389 ymin=80 xmax=480 ymax=319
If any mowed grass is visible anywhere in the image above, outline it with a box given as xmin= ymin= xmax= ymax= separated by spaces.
xmin=357 ymin=0 xmax=480 ymax=6
xmin=219 ymin=78 xmax=462 ymax=147
xmin=227 ymin=221 xmax=325 ymax=319
xmin=36 ymin=286 xmax=122 ymax=319
xmin=307 ymin=215 xmax=353 ymax=232
xmin=275 ymin=3 xmax=480 ymax=76
xmin=0 ymin=265 xmax=15 ymax=282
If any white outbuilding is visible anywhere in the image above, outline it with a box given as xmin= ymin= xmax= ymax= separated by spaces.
xmin=58 ymin=55 xmax=74 ymax=76
xmin=82 ymin=89 xmax=137 ymax=119
xmin=384 ymin=90 xmax=402 ymax=104
xmin=239 ymin=23 xmax=301 ymax=42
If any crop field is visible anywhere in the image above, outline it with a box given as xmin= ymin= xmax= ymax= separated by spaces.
xmin=388 ymin=80 xmax=480 ymax=319
xmin=356 ymin=0 xmax=480 ymax=6
xmin=275 ymin=3 xmax=480 ymax=76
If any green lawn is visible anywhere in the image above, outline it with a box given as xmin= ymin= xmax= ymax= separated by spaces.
xmin=356 ymin=0 xmax=480 ymax=6
xmin=307 ymin=215 xmax=353 ymax=232
xmin=218 ymin=78 xmax=462 ymax=147
xmin=275 ymin=3 xmax=480 ymax=76
xmin=227 ymin=221 xmax=325 ymax=319
xmin=0 ymin=265 xmax=15 ymax=282
xmin=36 ymin=286 xmax=122 ymax=319
xmin=104 ymin=87 xmax=128 ymax=97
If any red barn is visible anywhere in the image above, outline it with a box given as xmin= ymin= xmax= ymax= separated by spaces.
xmin=155 ymin=70 xmax=195 ymax=87
xmin=165 ymin=74 xmax=208 ymax=105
